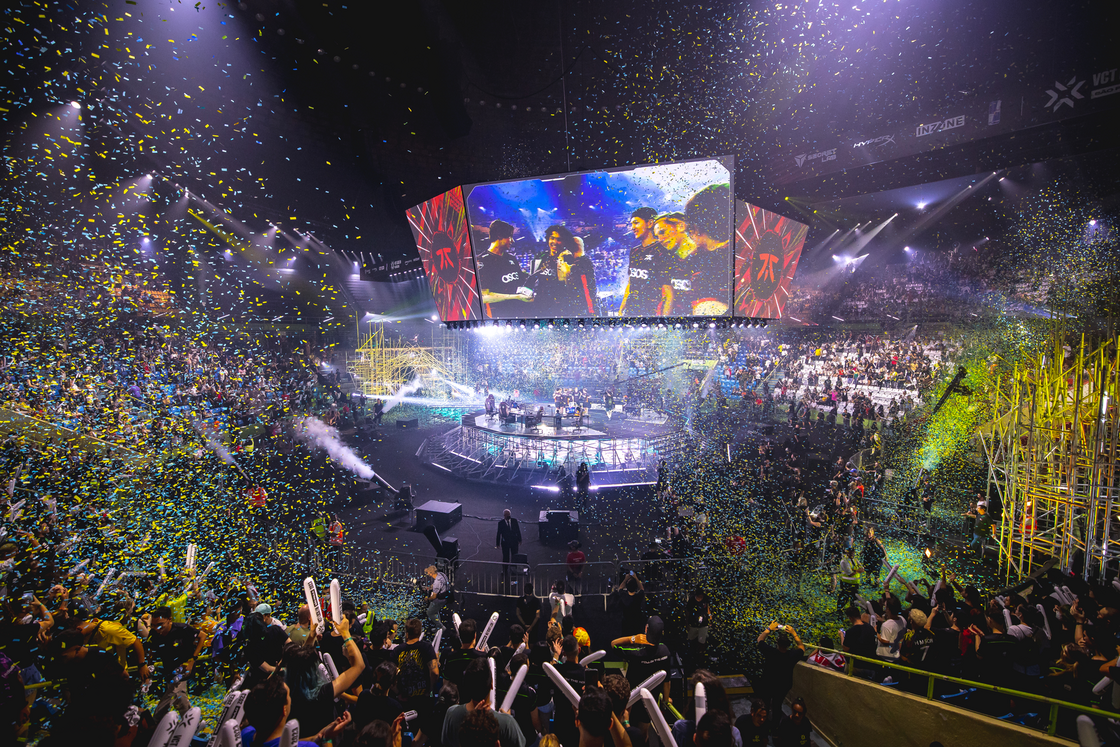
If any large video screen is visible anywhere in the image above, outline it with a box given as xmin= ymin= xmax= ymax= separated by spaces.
xmin=733 ymin=199 xmax=809 ymax=319
xmin=406 ymin=186 xmax=482 ymax=322
xmin=464 ymin=157 xmax=734 ymax=319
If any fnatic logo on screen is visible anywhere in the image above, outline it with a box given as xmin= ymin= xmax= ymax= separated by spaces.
xmin=851 ymin=134 xmax=895 ymax=149
xmin=794 ymin=148 xmax=837 ymax=168
xmin=630 ymin=268 xmax=649 ymax=280
xmin=915 ymin=115 xmax=965 ymax=137
xmin=436 ymin=246 xmax=454 ymax=269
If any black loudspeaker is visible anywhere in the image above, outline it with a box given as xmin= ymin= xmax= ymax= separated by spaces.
xmin=398 ymin=418 xmax=419 ymax=429
xmin=422 ymin=524 xmax=460 ymax=560
xmin=513 ymin=553 xmax=528 ymax=564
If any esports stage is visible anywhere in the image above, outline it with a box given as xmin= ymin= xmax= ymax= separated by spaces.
xmin=418 ymin=401 xmax=682 ymax=488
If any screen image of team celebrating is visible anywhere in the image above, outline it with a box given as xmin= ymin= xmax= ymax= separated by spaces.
xmin=473 ymin=180 xmax=732 ymax=320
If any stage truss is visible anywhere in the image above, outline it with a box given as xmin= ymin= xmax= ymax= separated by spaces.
xmin=980 ymin=334 xmax=1120 ymax=584
xmin=349 ymin=324 xmax=464 ymax=398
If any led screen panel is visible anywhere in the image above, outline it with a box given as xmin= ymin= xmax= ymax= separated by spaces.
xmin=407 ymin=186 xmax=482 ymax=322
xmin=464 ymin=157 xmax=734 ymax=319
xmin=732 ymin=199 xmax=809 ymax=319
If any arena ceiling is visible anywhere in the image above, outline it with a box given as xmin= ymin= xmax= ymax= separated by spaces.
xmin=1 ymin=0 xmax=1117 ymax=320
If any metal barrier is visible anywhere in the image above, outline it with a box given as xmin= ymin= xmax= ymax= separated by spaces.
xmin=811 ymin=646 xmax=1120 ymax=738
xmin=533 ymin=561 xmax=623 ymax=599
xmin=454 ymin=558 xmax=531 ymax=597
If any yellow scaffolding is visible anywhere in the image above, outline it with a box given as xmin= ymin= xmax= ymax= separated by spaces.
xmin=980 ymin=335 xmax=1120 ymax=585
xmin=348 ymin=324 xmax=460 ymax=398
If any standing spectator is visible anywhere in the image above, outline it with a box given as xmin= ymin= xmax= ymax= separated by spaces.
xmin=353 ymin=661 xmax=404 ymax=730
xmin=693 ymin=711 xmax=735 ymax=747
xmin=495 ymin=509 xmax=523 ymax=567
xmin=282 ymin=615 xmax=365 ymax=736
xmin=425 ymin=565 xmax=450 ymax=627
xmin=285 ymin=605 xmax=313 ymax=646
xmin=516 ymin=584 xmax=542 ymax=643
xmin=686 ymin=588 xmax=712 ymax=661
xmin=840 ymin=606 xmax=876 ymax=660
xmin=875 ymin=598 xmax=904 ymax=663
xmin=860 ymin=528 xmax=885 ymax=587
xmin=443 ymin=618 xmax=488 ymax=687
xmin=755 ymin=623 xmax=805 ymax=717
xmin=672 ymin=670 xmax=741 ymax=747
xmin=145 ymin=605 xmax=204 ymax=716
xmin=549 ymin=582 xmax=575 ymax=624
xmin=963 ymin=501 xmax=993 ymax=558
xmin=553 ymin=635 xmax=586 ymax=747
xmin=611 ymin=616 xmax=673 ymax=725
xmin=603 ymin=673 xmax=648 ymax=747
xmin=566 ymin=541 xmax=586 ymax=583
xmin=496 ymin=624 xmax=526 ymax=674
xmin=614 ymin=572 xmax=647 ymax=636
xmin=442 ymin=658 xmax=526 ymax=747
xmin=395 ymin=618 xmax=439 ymax=709
xmin=775 ymin=697 xmax=813 ymax=747
xmin=807 ymin=636 xmax=845 ymax=671
xmin=836 ymin=547 xmax=862 ymax=617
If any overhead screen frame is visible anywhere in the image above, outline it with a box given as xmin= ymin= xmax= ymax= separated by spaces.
xmin=462 ymin=155 xmax=736 ymax=320
xmin=407 ymin=156 xmax=809 ymax=323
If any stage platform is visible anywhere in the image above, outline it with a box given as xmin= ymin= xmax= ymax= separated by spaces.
xmin=419 ymin=407 xmax=683 ymax=488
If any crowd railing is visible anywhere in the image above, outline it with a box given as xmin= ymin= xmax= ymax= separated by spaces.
xmin=806 ymin=646 xmax=1120 ymax=739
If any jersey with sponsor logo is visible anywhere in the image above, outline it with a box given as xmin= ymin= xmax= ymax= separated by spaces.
xmin=475 ymin=250 xmax=525 ymax=318
xmin=566 ymin=254 xmax=598 ymax=317
xmin=624 ymin=241 xmax=666 ymax=316
xmin=529 ymin=251 xmax=570 ymax=317
xmin=660 ymin=249 xmax=695 ymax=315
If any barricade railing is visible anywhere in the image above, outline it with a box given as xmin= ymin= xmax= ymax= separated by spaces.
xmin=533 ymin=561 xmax=619 ymax=598
xmin=453 ymin=558 xmax=531 ymax=597
xmin=809 ymin=646 xmax=1120 ymax=739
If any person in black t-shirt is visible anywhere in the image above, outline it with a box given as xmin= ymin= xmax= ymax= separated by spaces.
xmin=395 ymin=619 xmax=438 ymax=708
xmin=146 ymin=606 xmax=204 ymax=716
xmin=776 ymin=697 xmax=813 ymax=747
xmin=476 ymin=220 xmax=532 ymax=318
xmin=621 ymin=207 xmax=667 ymax=317
xmin=735 ymin=698 xmax=771 ymax=747
xmin=755 ymin=622 xmax=805 ymax=718
xmin=353 ymin=660 xmax=403 ymax=730
xmin=652 ymin=213 xmax=698 ymax=315
xmin=530 ymin=225 xmax=577 ymax=317
xmin=683 ymin=184 xmax=731 ymax=316
xmin=553 ymin=635 xmax=586 ymax=747
xmin=686 ymin=588 xmax=712 ymax=658
xmin=559 ymin=237 xmax=598 ymax=317
xmin=603 ymin=673 xmax=649 ymax=747
xmin=611 ymin=615 xmax=673 ymax=722
xmin=441 ymin=618 xmax=487 ymax=687
xmin=840 ymin=606 xmax=877 ymax=661
xmin=516 ymin=584 xmax=542 ymax=643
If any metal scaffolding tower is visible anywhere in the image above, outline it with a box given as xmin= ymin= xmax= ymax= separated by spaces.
xmin=348 ymin=324 xmax=457 ymax=398
xmin=981 ymin=335 xmax=1120 ymax=585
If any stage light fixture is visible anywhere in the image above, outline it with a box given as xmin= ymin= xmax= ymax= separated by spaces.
xmin=1090 ymin=219 xmax=1097 ymax=226
xmin=917 ymin=202 xmax=927 ymax=210
xmin=692 ymin=323 xmax=700 ymax=329
xmin=70 ymin=101 xmax=81 ymax=109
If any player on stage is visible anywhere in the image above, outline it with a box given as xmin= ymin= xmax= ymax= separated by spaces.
xmin=476 ymin=219 xmax=532 ymax=318
xmin=620 ymin=207 xmax=667 ymax=317
xmin=652 ymin=212 xmax=698 ymax=315
xmin=684 ymin=184 xmax=732 ymax=315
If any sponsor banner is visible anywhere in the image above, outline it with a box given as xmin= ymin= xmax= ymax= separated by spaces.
xmin=773 ymin=61 xmax=1120 ymax=185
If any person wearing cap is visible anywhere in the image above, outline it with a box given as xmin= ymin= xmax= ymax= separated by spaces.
xmin=476 ymin=219 xmax=532 ymax=318
xmin=652 ymin=212 xmax=697 ymax=315
xmin=621 ymin=206 xmax=667 ymax=317
xmin=683 ymin=184 xmax=731 ymax=316
xmin=254 ymin=602 xmax=285 ymax=629
xmin=610 ymin=615 xmax=674 ymax=722
xmin=964 ymin=500 xmax=993 ymax=558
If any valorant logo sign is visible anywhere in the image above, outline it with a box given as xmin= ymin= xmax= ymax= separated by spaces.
xmin=851 ymin=134 xmax=895 ymax=149
xmin=1044 ymin=76 xmax=1085 ymax=111
xmin=794 ymin=148 xmax=838 ymax=168
xmin=915 ymin=115 xmax=965 ymax=137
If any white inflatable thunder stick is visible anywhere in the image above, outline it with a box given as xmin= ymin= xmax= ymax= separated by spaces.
xmin=544 ymin=662 xmax=581 ymax=707
xmin=640 ymin=688 xmax=677 ymax=747
xmin=476 ymin=611 xmax=499 ymax=651
xmin=694 ymin=681 xmax=707 ymax=722
xmin=330 ymin=579 xmax=343 ymax=624
xmin=303 ymin=577 xmax=325 ymax=634
xmin=500 ymin=664 xmax=529 ymax=713
xmin=627 ymin=670 xmax=667 ymax=709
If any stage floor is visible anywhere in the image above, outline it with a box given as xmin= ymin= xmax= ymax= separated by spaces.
xmin=467 ymin=406 xmax=675 ymax=442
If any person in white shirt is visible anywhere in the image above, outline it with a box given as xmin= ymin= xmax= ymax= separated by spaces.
xmin=876 ymin=599 xmax=903 ymax=660
xmin=425 ymin=565 xmax=449 ymax=626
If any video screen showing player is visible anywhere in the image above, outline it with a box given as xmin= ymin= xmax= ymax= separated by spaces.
xmin=464 ymin=157 xmax=733 ymax=319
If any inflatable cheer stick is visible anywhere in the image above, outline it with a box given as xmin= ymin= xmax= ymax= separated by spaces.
xmin=149 ymin=711 xmax=180 ymax=747
xmin=627 ymin=670 xmax=667 ymax=709
xmin=694 ymin=681 xmax=707 ymax=723
xmin=476 ymin=611 xmax=499 ymax=651
xmin=581 ymin=649 xmax=607 ymax=665
xmin=544 ymin=662 xmax=581 ymax=707
xmin=500 ymin=664 xmax=529 ymax=713
xmin=330 ymin=579 xmax=343 ymax=624
xmin=206 ymin=690 xmax=249 ymax=747
xmin=640 ymin=688 xmax=677 ymax=747
xmin=303 ymin=577 xmax=325 ymax=634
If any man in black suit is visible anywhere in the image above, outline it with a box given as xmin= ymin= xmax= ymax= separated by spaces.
xmin=495 ymin=509 xmax=522 ymax=566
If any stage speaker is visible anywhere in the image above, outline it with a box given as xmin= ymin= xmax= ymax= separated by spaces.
xmin=513 ymin=553 xmax=528 ymax=564
xmin=422 ymin=524 xmax=460 ymax=560
xmin=398 ymin=418 xmax=419 ymax=429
